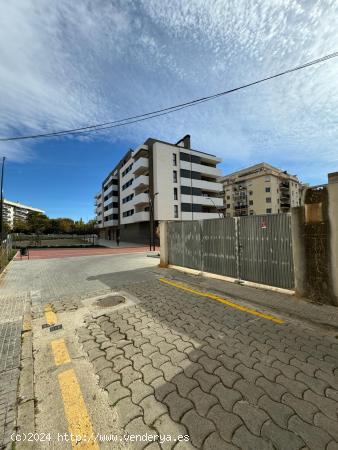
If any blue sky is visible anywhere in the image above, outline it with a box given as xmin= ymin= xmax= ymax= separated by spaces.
xmin=1 ymin=0 xmax=338 ymax=220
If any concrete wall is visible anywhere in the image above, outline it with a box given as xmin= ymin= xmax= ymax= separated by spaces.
xmin=291 ymin=172 xmax=338 ymax=306
xmin=119 ymin=221 xmax=151 ymax=245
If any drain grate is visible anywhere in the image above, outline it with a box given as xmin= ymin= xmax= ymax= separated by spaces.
xmin=95 ymin=295 xmax=126 ymax=308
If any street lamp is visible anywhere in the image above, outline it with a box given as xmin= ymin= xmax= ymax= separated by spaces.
xmin=149 ymin=192 xmax=158 ymax=251
xmin=206 ymin=196 xmax=222 ymax=218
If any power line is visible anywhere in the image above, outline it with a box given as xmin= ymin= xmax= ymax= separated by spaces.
xmin=1 ymin=50 xmax=338 ymax=142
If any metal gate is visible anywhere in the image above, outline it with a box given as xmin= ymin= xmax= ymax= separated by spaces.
xmin=238 ymin=214 xmax=294 ymax=289
xmin=167 ymin=214 xmax=294 ymax=289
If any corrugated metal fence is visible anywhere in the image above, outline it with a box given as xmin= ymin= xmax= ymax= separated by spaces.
xmin=167 ymin=214 xmax=294 ymax=289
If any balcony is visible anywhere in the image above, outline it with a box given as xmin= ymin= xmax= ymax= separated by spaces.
xmin=132 ymin=157 xmax=148 ymax=176
xmin=134 ymin=192 xmax=149 ymax=206
xmin=134 ymin=211 xmax=150 ymax=222
xmin=103 ymin=196 xmax=118 ymax=207
xmin=280 ymin=182 xmax=290 ymax=190
xmin=133 ymin=175 xmax=149 ymax=191
xmin=180 ymin=195 xmax=223 ymax=207
xmin=180 ymin=160 xmax=221 ymax=177
xmin=180 ymin=178 xmax=223 ymax=193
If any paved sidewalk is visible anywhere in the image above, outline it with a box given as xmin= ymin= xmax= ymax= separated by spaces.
xmin=76 ymin=272 xmax=338 ymax=450
xmin=162 ymin=269 xmax=338 ymax=333
xmin=0 ymin=287 xmax=27 ymax=448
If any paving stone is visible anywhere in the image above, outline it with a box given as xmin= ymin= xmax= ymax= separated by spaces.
xmin=197 ymin=356 xmax=222 ymax=374
xmin=174 ymin=439 xmax=198 ymax=450
xmin=181 ymin=409 xmax=215 ymax=449
xmin=232 ymin=425 xmax=274 ymax=450
xmin=327 ymin=442 xmax=338 ymax=450
xmin=233 ymin=401 xmax=269 ymax=435
xmin=110 ymin=355 xmax=131 ymax=372
xmin=105 ymin=346 xmax=124 ymax=361
xmin=272 ymin=360 xmax=299 ymax=379
xmin=82 ymin=339 xmax=99 ymax=352
xmin=167 ymin=349 xmax=188 ymax=365
xmin=123 ymin=344 xmax=142 ymax=359
xmin=131 ymin=353 xmax=152 ymax=371
xmin=92 ymin=356 xmax=113 ymax=372
xmin=188 ymin=387 xmax=217 ymax=416
xmin=282 ymin=393 xmax=318 ymax=423
xmin=88 ymin=347 xmax=105 ymax=361
xmin=210 ymin=383 xmax=242 ymax=412
xmin=162 ymin=362 xmax=184 ymax=382
xmin=214 ymin=366 xmax=241 ymax=388
xmin=98 ymin=367 xmax=121 ymax=389
xmin=233 ymin=380 xmax=264 ymax=405
xmin=129 ymin=379 xmax=154 ymax=404
xmin=115 ymin=396 xmax=143 ymax=428
xmin=235 ymin=364 xmax=261 ymax=384
xmin=144 ymin=443 xmax=161 ymax=450
xmin=178 ymin=361 xmax=203 ymax=378
xmin=203 ymin=432 xmax=232 ymax=450
xmin=276 ymin=375 xmax=308 ymax=398
xmin=140 ymin=394 xmax=168 ymax=425
xmin=217 ymin=354 xmax=241 ymax=371
xmin=163 ymin=391 xmax=193 ymax=421
xmin=153 ymin=414 xmax=188 ymax=450
xmin=315 ymin=370 xmax=338 ymax=391
xmin=314 ymin=412 xmax=338 ymax=441
xmin=207 ymin=404 xmax=242 ymax=442
xmin=326 ymin=388 xmax=338 ymax=402
xmin=255 ymin=376 xmax=287 ymax=402
xmin=254 ymin=363 xmax=281 ymax=381
xmin=140 ymin=364 xmax=163 ymax=384
xmin=157 ymin=341 xmax=176 ymax=354
xmin=288 ymin=415 xmax=332 ymax=450
xmin=150 ymin=352 xmax=171 ymax=368
xmin=295 ymin=372 xmax=329 ymax=395
xmin=261 ymin=420 xmax=304 ymax=450
xmin=290 ymin=359 xmax=318 ymax=377
xmin=120 ymin=366 xmax=142 ymax=387
xmin=258 ymin=395 xmax=294 ymax=428
xmin=140 ymin=343 xmax=158 ymax=357
xmin=170 ymin=373 xmax=197 ymax=398
xmin=125 ymin=417 xmax=155 ymax=450
xmin=106 ymin=381 xmax=130 ymax=406
xmin=175 ymin=340 xmax=194 ymax=353
xmin=303 ymin=390 xmax=338 ymax=420
xmin=193 ymin=370 xmax=219 ymax=393
xmin=151 ymin=376 xmax=176 ymax=401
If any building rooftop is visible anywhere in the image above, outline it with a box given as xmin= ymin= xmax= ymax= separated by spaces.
xmin=3 ymin=199 xmax=44 ymax=213
xmin=218 ymin=162 xmax=299 ymax=182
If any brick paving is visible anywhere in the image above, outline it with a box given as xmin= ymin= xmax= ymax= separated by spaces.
xmin=0 ymin=294 xmax=26 ymax=449
xmin=78 ymin=278 xmax=338 ymax=450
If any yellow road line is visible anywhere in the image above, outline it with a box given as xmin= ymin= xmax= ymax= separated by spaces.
xmin=58 ymin=369 xmax=99 ymax=449
xmin=51 ymin=338 xmax=71 ymax=366
xmin=160 ymin=278 xmax=284 ymax=324
xmin=44 ymin=304 xmax=58 ymax=325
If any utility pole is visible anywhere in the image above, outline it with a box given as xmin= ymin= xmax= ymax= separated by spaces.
xmin=0 ymin=157 xmax=5 ymax=243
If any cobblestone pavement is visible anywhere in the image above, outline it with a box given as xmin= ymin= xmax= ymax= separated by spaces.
xmin=0 ymin=293 xmax=27 ymax=448
xmin=78 ymin=277 xmax=338 ymax=450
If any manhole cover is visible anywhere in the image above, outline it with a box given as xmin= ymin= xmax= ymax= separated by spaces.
xmin=95 ymin=295 xmax=126 ymax=308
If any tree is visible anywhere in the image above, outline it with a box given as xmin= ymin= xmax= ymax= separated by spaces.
xmin=26 ymin=212 xmax=49 ymax=234
xmin=13 ymin=219 xmax=28 ymax=233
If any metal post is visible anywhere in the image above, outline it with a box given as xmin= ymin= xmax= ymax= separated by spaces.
xmin=234 ymin=217 xmax=241 ymax=281
xmin=207 ymin=197 xmax=221 ymax=218
xmin=0 ymin=157 xmax=5 ymax=243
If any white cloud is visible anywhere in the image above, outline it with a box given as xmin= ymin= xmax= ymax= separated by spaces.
xmin=0 ymin=0 xmax=338 ymax=180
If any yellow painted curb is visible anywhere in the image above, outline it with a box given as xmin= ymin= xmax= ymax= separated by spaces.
xmin=160 ymin=278 xmax=284 ymax=324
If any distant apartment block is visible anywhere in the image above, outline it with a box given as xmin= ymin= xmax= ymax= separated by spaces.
xmin=219 ymin=163 xmax=303 ymax=217
xmin=95 ymin=135 xmax=223 ymax=243
xmin=3 ymin=199 xmax=44 ymax=228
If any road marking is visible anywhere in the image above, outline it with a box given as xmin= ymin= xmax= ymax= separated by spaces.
xmin=44 ymin=304 xmax=58 ymax=325
xmin=160 ymin=278 xmax=284 ymax=324
xmin=51 ymin=338 xmax=71 ymax=366
xmin=58 ymin=369 xmax=99 ymax=449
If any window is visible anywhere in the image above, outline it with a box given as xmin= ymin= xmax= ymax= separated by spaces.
xmin=174 ymin=188 xmax=178 ymax=200
xmin=227 ymin=196 xmax=230 ymax=200
xmin=265 ymin=176 xmax=271 ymax=182
xmin=249 ymin=200 xmax=253 ymax=206
xmin=266 ymin=208 xmax=272 ymax=214
xmin=266 ymin=197 xmax=271 ymax=203
xmin=265 ymin=187 xmax=271 ymax=192
xmin=173 ymin=153 xmax=177 ymax=166
xmin=226 ymin=204 xmax=230 ymax=208
xmin=249 ymin=190 xmax=253 ymax=195
xmin=249 ymin=210 xmax=254 ymax=215
xmin=122 ymin=179 xmax=133 ymax=190
xmin=122 ymin=163 xmax=133 ymax=177
xmin=174 ymin=205 xmax=178 ymax=218
xmin=173 ymin=170 xmax=177 ymax=183
xmin=122 ymin=209 xmax=134 ymax=217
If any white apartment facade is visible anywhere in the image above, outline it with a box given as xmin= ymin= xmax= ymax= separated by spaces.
xmin=95 ymin=135 xmax=223 ymax=243
xmin=3 ymin=199 xmax=45 ymax=228
xmin=219 ymin=163 xmax=303 ymax=217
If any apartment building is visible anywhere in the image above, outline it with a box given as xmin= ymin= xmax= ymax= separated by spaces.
xmin=95 ymin=135 xmax=223 ymax=243
xmin=3 ymin=199 xmax=45 ymax=228
xmin=219 ymin=163 xmax=302 ymax=217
